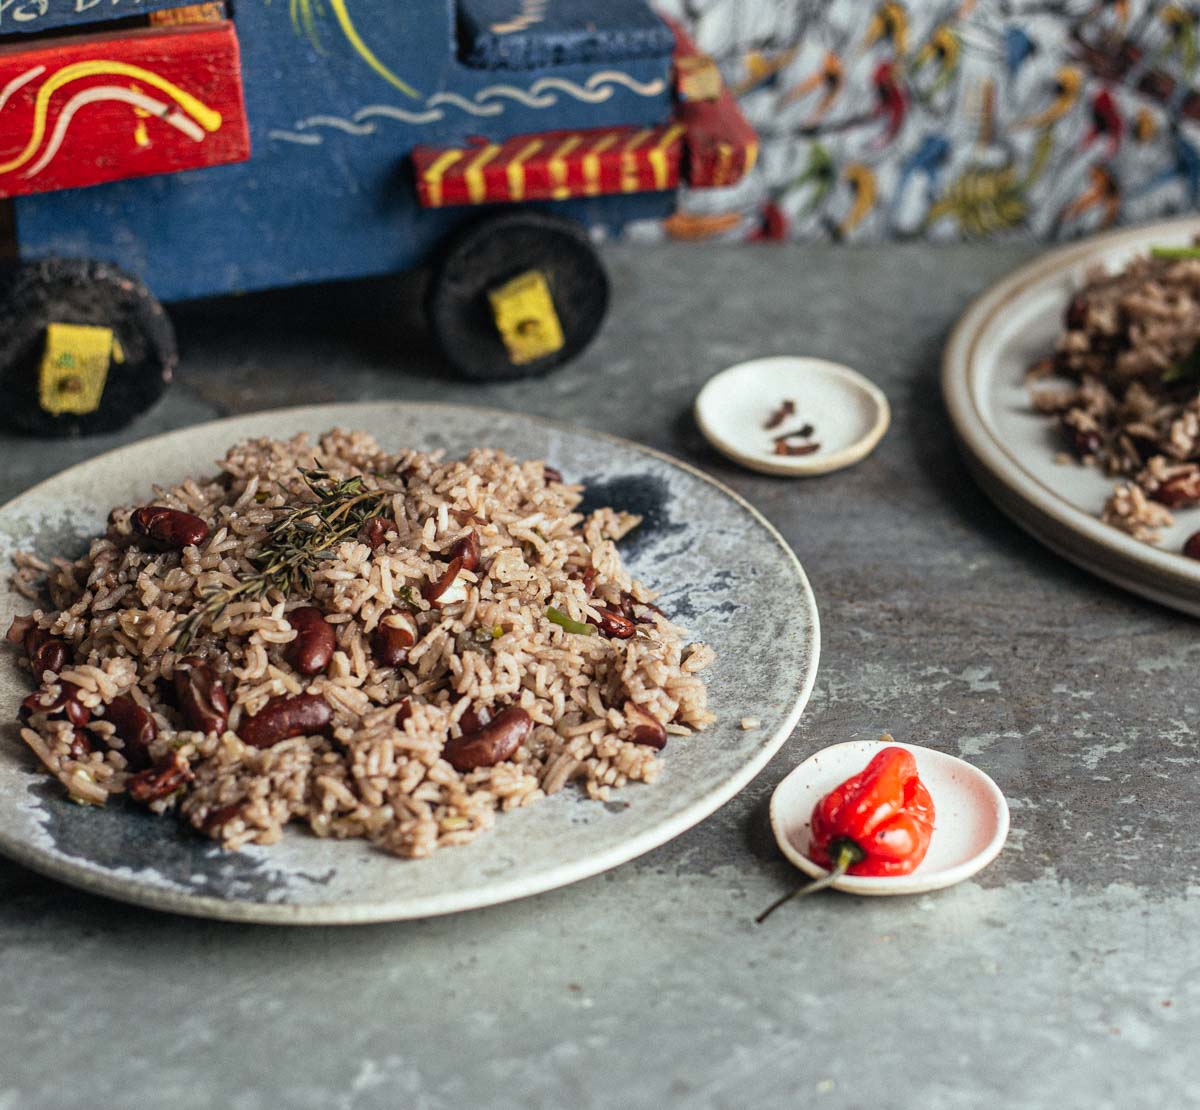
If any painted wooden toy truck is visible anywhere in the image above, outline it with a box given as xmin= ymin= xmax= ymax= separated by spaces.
xmin=0 ymin=0 xmax=755 ymax=435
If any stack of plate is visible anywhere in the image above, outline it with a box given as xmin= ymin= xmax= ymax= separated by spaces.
xmin=942 ymin=217 xmax=1200 ymax=617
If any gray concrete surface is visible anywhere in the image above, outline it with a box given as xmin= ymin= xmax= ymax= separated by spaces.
xmin=1 ymin=244 xmax=1197 ymax=1110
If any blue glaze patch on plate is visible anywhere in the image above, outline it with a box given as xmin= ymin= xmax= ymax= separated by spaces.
xmin=0 ymin=402 xmax=820 ymax=924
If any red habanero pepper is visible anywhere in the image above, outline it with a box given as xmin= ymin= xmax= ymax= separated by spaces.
xmin=757 ymin=745 xmax=935 ymax=922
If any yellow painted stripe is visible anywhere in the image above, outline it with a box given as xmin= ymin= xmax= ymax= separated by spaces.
xmin=620 ymin=129 xmax=653 ymax=193
xmin=622 ymin=128 xmax=652 ymax=152
xmin=548 ymin=134 xmax=583 ymax=200
xmin=505 ymin=139 xmax=542 ymax=201
xmin=329 ymin=0 xmax=420 ymax=99
xmin=582 ymin=132 xmax=619 ymax=196
xmin=744 ymin=141 xmax=759 ymax=175
xmin=646 ymin=124 xmax=685 ymax=190
xmin=715 ymin=142 xmax=733 ymax=186
xmin=656 ymin=124 xmax=686 ymax=148
xmin=464 ymin=143 xmax=502 ymax=204
xmin=423 ymin=149 xmax=463 ymax=207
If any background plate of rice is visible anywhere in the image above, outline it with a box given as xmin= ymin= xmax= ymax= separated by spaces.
xmin=943 ymin=216 xmax=1200 ymax=617
xmin=0 ymin=402 xmax=819 ymax=924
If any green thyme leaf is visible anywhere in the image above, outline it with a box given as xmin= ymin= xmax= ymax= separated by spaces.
xmin=546 ymin=606 xmax=595 ymax=636
xmin=172 ymin=467 xmax=392 ymax=650
xmin=1151 ymin=245 xmax=1200 ymax=261
xmin=1163 ymin=342 xmax=1200 ymax=384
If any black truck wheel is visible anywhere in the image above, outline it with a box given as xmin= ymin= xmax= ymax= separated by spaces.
xmin=0 ymin=257 xmax=176 ymax=437
xmin=426 ymin=210 xmax=609 ymax=382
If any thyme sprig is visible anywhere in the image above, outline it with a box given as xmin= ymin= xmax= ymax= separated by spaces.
xmin=173 ymin=467 xmax=391 ymax=651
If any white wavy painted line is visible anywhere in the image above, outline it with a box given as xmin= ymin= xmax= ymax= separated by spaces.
xmin=25 ymin=86 xmax=204 ymax=179
xmin=0 ymin=65 xmax=44 ymax=114
xmin=426 ymin=91 xmax=504 ymax=117
xmin=265 ymin=68 xmax=666 ymax=148
xmin=268 ymin=129 xmax=324 ymax=145
xmin=296 ymin=114 xmax=376 ymax=135
xmin=473 ymin=83 xmax=556 ymax=108
xmin=584 ymin=71 xmax=666 ymax=96
xmin=353 ymin=104 xmax=444 ymax=125
xmin=469 ymin=71 xmax=664 ymax=109
xmin=528 ymin=77 xmax=613 ymax=104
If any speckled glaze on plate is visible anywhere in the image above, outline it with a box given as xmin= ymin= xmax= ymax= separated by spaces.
xmin=943 ymin=216 xmax=1200 ymax=616
xmin=0 ymin=402 xmax=820 ymax=924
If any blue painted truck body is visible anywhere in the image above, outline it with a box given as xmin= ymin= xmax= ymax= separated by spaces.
xmin=8 ymin=0 xmax=680 ymax=302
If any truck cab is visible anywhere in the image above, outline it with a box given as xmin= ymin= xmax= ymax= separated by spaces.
xmin=0 ymin=1 xmax=755 ymax=432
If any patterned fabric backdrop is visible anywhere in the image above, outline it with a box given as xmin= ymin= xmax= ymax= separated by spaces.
xmin=653 ymin=0 xmax=1200 ymax=242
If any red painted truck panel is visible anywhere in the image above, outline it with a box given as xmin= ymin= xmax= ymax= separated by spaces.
xmin=0 ymin=22 xmax=250 ymax=200
xmin=412 ymin=124 xmax=685 ymax=208
xmin=667 ymin=17 xmax=758 ymax=188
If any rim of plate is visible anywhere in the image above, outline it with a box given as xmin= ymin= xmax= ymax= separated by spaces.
xmin=768 ymin=740 xmax=1010 ymax=896
xmin=942 ymin=216 xmax=1200 ymax=604
xmin=694 ymin=356 xmax=891 ymax=477
xmin=0 ymin=400 xmax=821 ymax=924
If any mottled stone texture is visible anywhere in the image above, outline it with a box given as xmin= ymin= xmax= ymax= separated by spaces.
xmin=1 ymin=244 xmax=1197 ymax=1109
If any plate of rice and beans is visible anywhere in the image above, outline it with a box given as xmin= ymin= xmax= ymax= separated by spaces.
xmin=0 ymin=402 xmax=819 ymax=923
xmin=944 ymin=217 xmax=1200 ymax=616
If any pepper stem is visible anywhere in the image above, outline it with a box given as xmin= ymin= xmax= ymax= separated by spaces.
xmin=754 ymin=838 xmax=865 ymax=924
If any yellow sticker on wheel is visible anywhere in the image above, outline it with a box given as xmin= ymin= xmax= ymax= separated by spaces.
xmin=487 ymin=270 xmax=565 ymax=365
xmin=38 ymin=323 xmax=117 ymax=416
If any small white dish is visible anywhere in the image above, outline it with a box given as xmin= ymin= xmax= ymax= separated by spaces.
xmin=768 ymin=739 xmax=1009 ymax=896
xmin=694 ymin=356 xmax=890 ymax=476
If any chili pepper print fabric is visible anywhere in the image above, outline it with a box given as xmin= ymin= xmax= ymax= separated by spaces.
xmin=655 ymin=0 xmax=1200 ymax=242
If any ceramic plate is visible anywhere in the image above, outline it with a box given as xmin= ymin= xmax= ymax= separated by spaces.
xmin=943 ymin=216 xmax=1200 ymax=616
xmin=769 ymin=740 xmax=1008 ymax=896
xmin=0 ymin=402 xmax=820 ymax=924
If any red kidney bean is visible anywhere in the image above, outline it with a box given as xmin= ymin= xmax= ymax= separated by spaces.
xmin=103 ymin=694 xmax=157 ymax=770
xmin=28 ymin=633 xmax=68 ymax=676
xmin=458 ymin=704 xmax=492 ymax=734
xmin=285 ymin=606 xmax=336 ymax=675
xmin=67 ymin=729 xmax=93 ymax=761
xmin=423 ymin=556 xmax=464 ymax=605
xmin=443 ymin=706 xmax=531 ymax=772
xmin=63 ymin=688 xmax=91 ymax=727
xmin=1065 ymin=294 xmax=1089 ymax=330
xmin=130 ymin=506 xmax=210 ymax=550
xmin=622 ymin=593 xmax=666 ymax=624
xmin=373 ymin=609 xmax=418 ymax=666
xmin=589 ymin=608 xmax=637 ymax=639
xmin=173 ymin=657 xmax=229 ymax=734
xmin=24 ymin=628 xmax=69 ymax=672
xmin=447 ymin=531 xmax=480 ymax=571
xmin=625 ymin=703 xmax=667 ymax=750
xmin=18 ymin=692 xmax=42 ymax=721
xmin=543 ymin=466 xmax=563 ymax=484
xmin=573 ymin=566 xmax=597 ymax=597
xmin=395 ymin=696 xmax=413 ymax=725
xmin=202 ymin=801 xmax=244 ymax=835
xmin=1184 ymin=531 xmax=1200 ymax=560
xmin=126 ymin=752 xmax=193 ymax=804
xmin=238 ymin=693 xmax=331 ymax=749
xmin=19 ymin=684 xmax=90 ymax=727
xmin=362 ymin=517 xmax=389 ymax=549
xmin=1152 ymin=471 xmax=1200 ymax=508
xmin=1060 ymin=418 xmax=1101 ymax=459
